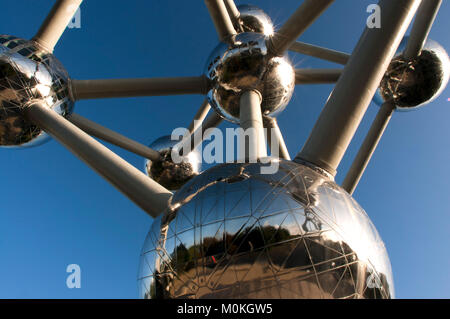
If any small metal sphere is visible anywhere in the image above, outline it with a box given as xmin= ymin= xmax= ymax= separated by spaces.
xmin=138 ymin=160 xmax=394 ymax=299
xmin=0 ymin=35 xmax=74 ymax=147
xmin=205 ymin=32 xmax=295 ymax=123
xmin=237 ymin=5 xmax=274 ymax=36
xmin=145 ymin=135 xmax=201 ymax=191
xmin=375 ymin=38 xmax=450 ymax=111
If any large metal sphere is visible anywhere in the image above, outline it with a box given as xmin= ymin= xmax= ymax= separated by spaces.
xmin=237 ymin=5 xmax=274 ymax=36
xmin=205 ymin=32 xmax=295 ymax=123
xmin=375 ymin=38 xmax=450 ymax=111
xmin=138 ymin=160 xmax=393 ymax=299
xmin=0 ymin=35 xmax=74 ymax=147
xmin=145 ymin=135 xmax=201 ymax=191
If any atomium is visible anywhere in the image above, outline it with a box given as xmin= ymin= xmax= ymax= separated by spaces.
xmin=0 ymin=35 xmax=73 ymax=147
xmin=138 ymin=160 xmax=393 ymax=299
xmin=375 ymin=38 xmax=450 ymax=110
xmin=205 ymin=32 xmax=295 ymax=123
xmin=145 ymin=135 xmax=202 ymax=191
xmin=4 ymin=0 xmax=449 ymax=301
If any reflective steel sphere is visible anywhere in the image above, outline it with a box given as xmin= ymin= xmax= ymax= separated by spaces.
xmin=0 ymin=35 xmax=74 ymax=147
xmin=205 ymin=32 xmax=295 ymax=123
xmin=375 ymin=38 xmax=450 ymax=111
xmin=145 ymin=135 xmax=201 ymax=191
xmin=237 ymin=5 xmax=274 ymax=36
xmin=138 ymin=160 xmax=393 ymax=299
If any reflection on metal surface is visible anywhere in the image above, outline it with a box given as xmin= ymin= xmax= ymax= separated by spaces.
xmin=236 ymin=5 xmax=274 ymax=36
xmin=0 ymin=35 xmax=73 ymax=147
xmin=376 ymin=38 xmax=450 ymax=111
xmin=138 ymin=160 xmax=393 ymax=299
xmin=205 ymin=33 xmax=295 ymax=123
xmin=145 ymin=135 xmax=201 ymax=191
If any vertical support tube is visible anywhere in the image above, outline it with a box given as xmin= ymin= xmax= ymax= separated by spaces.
xmin=404 ymin=0 xmax=442 ymax=59
xmin=296 ymin=0 xmax=421 ymax=176
xmin=33 ymin=0 xmax=83 ymax=52
xmin=239 ymin=90 xmax=267 ymax=161
xmin=342 ymin=102 xmax=395 ymax=195
xmin=25 ymin=103 xmax=172 ymax=218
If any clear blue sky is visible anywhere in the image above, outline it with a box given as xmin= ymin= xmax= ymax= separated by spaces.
xmin=0 ymin=0 xmax=449 ymax=298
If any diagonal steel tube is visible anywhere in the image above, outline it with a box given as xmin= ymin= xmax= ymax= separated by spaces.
xmin=404 ymin=0 xmax=442 ymax=59
xmin=187 ymin=99 xmax=212 ymax=134
xmin=223 ymin=0 xmax=241 ymax=29
xmin=263 ymin=117 xmax=291 ymax=160
xmin=178 ymin=112 xmax=223 ymax=156
xmin=342 ymin=102 xmax=395 ymax=195
xmin=205 ymin=0 xmax=237 ymax=42
xmin=33 ymin=0 xmax=83 ymax=52
xmin=268 ymin=0 xmax=335 ymax=56
xmin=70 ymin=76 xmax=209 ymax=100
xmin=295 ymin=69 xmax=342 ymax=84
xmin=289 ymin=41 xmax=350 ymax=65
xmin=296 ymin=0 xmax=421 ymax=176
xmin=25 ymin=103 xmax=172 ymax=218
xmin=68 ymin=113 xmax=162 ymax=161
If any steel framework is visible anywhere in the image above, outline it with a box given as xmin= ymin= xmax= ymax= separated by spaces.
xmin=2 ymin=1 xmax=447 ymax=220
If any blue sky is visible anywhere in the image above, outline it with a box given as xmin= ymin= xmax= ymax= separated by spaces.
xmin=0 ymin=0 xmax=449 ymax=298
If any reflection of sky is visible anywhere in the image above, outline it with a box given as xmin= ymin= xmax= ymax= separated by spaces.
xmin=0 ymin=0 xmax=449 ymax=298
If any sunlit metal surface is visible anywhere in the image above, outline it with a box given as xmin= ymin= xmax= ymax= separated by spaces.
xmin=237 ymin=5 xmax=274 ymax=36
xmin=0 ymin=35 xmax=73 ymax=147
xmin=138 ymin=160 xmax=393 ymax=299
xmin=205 ymin=32 xmax=295 ymax=123
xmin=375 ymin=38 xmax=450 ymax=110
xmin=1 ymin=0 xmax=445 ymax=300
xmin=145 ymin=135 xmax=201 ymax=191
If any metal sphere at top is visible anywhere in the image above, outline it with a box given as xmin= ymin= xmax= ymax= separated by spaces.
xmin=138 ymin=160 xmax=393 ymax=299
xmin=205 ymin=32 xmax=295 ymax=123
xmin=375 ymin=38 xmax=450 ymax=111
xmin=145 ymin=135 xmax=201 ymax=191
xmin=0 ymin=35 xmax=74 ymax=147
xmin=236 ymin=4 xmax=274 ymax=36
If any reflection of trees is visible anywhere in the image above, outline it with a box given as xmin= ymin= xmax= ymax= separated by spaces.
xmin=151 ymin=223 xmax=391 ymax=299
xmin=216 ymin=41 xmax=265 ymax=118
xmin=380 ymin=50 xmax=442 ymax=107
xmin=148 ymin=148 xmax=195 ymax=190
xmin=0 ymin=59 xmax=43 ymax=145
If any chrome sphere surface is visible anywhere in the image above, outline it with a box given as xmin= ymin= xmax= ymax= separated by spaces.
xmin=145 ymin=135 xmax=201 ymax=191
xmin=205 ymin=32 xmax=295 ymax=123
xmin=0 ymin=35 xmax=74 ymax=147
xmin=237 ymin=5 xmax=274 ymax=36
xmin=375 ymin=38 xmax=450 ymax=110
xmin=138 ymin=160 xmax=393 ymax=299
